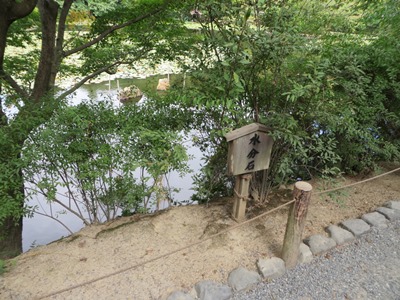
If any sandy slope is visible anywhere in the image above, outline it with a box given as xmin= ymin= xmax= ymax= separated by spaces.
xmin=1 ymin=166 xmax=399 ymax=300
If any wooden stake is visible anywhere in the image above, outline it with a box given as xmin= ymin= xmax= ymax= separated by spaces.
xmin=281 ymin=181 xmax=313 ymax=268
xmin=232 ymin=173 xmax=252 ymax=222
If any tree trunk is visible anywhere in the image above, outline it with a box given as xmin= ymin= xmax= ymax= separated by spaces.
xmin=0 ymin=155 xmax=25 ymax=259
xmin=0 ymin=215 xmax=23 ymax=259
xmin=32 ymin=0 xmax=59 ymax=101
xmin=0 ymin=0 xmax=41 ymax=259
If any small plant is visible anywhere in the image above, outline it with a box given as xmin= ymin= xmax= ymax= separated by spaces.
xmin=327 ymin=189 xmax=349 ymax=208
xmin=0 ymin=259 xmax=6 ymax=275
xmin=320 ymin=177 xmax=350 ymax=207
xmin=0 ymin=260 xmax=4 ymax=274
xmin=0 ymin=258 xmax=17 ymax=276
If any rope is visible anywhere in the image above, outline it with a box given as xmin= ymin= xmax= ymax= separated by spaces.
xmin=36 ymin=166 xmax=400 ymax=299
xmin=36 ymin=199 xmax=295 ymax=299
xmin=315 ymin=166 xmax=400 ymax=195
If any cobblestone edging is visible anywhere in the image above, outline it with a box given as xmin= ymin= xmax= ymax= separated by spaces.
xmin=165 ymin=200 xmax=400 ymax=300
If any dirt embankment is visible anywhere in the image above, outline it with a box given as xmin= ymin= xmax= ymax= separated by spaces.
xmin=1 ymin=164 xmax=399 ymax=299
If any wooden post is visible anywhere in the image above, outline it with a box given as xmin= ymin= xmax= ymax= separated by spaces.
xmin=232 ymin=173 xmax=252 ymax=222
xmin=281 ymin=181 xmax=313 ymax=269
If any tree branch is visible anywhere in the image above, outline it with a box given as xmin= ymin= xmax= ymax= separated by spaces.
xmin=32 ymin=210 xmax=74 ymax=235
xmin=56 ymin=61 xmax=122 ymax=100
xmin=63 ymin=2 xmax=170 ymax=58
xmin=7 ymin=0 xmax=38 ymax=22
xmin=0 ymin=70 xmax=29 ymax=99
xmin=57 ymin=40 xmax=152 ymax=100
xmin=26 ymin=183 xmax=89 ymax=225
xmin=0 ymin=100 xmax=7 ymax=126
xmin=51 ymin=0 xmax=74 ymax=84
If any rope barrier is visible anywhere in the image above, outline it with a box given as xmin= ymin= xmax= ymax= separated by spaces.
xmin=37 ymin=199 xmax=295 ymax=299
xmin=314 ymin=166 xmax=400 ymax=195
xmin=36 ymin=166 xmax=400 ymax=299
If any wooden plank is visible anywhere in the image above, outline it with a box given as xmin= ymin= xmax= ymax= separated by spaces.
xmin=225 ymin=123 xmax=270 ymax=142
xmin=227 ymin=131 xmax=273 ymax=176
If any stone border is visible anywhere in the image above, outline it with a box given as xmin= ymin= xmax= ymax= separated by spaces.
xmin=165 ymin=200 xmax=400 ymax=300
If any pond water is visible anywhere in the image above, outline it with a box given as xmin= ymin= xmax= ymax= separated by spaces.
xmin=22 ymin=75 xmax=202 ymax=252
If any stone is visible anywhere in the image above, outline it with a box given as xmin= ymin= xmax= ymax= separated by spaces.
xmin=362 ymin=212 xmax=388 ymax=228
xmin=326 ymin=225 xmax=355 ymax=245
xmin=227 ymin=267 xmax=261 ymax=292
xmin=385 ymin=201 xmax=400 ymax=211
xmin=376 ymin=207 xmax=400 ymax=221
xmin=341 ymin=219 xmax=370 ymax=237
xmin=118 ymin=85 xmax=143 ymax=103
xmin=298 ymin=243 xmax=313 ymax=264
xmin=304 ymin=235 xmax=336 ymax=255
xmin=157 ymin=78 xmax=170 ymax=91
xmin=166 ymin=291 xmax=195 ymax=300
xmin=194 ymin=280 xmax=232 ymax=300
xmin=257 ymin=257 xmax=286 ymax=280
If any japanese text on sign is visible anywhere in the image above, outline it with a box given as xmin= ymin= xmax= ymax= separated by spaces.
xmin=245 ymin=133 xmax=261 ymax=171
xmin=225 ymin=123 xmax=273 ymax=176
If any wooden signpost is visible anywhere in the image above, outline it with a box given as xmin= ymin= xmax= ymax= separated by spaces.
xmin=225 ymin=123 xmax=273 ymax=221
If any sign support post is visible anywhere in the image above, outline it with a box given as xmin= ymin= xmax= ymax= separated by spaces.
xmin=232 ymin=173 xmax=252 ymax=222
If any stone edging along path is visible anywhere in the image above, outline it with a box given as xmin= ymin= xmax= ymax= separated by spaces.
xmin=165 ymin=200 xmax=400 ymax=300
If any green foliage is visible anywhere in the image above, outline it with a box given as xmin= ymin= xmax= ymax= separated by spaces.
xmin=23 ymin=98 xmax=189 ymax=223
xmin=172 ymin=0 xmax=400 ymax=202
xmin=78 ymin=0 xmax=192 ymax=77
xmin=3 ymin=10 xmax=41 ymax=98
xmin=71 ymin=0 xmax=120 ymax=17
xmin=289 ymin=0 xmax=358 ymax=34
xmin=319 ymin=176 xmax=350 ymax=208
xmin=0 ymin=258 xmax=16 ymax=275
xmin=0 ymin=259 xmax=5 ymax=275
xmin=191 ymin=147 xmax=233 ymax=204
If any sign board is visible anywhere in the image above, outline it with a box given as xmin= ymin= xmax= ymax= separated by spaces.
xmin=225 ymin=123 xmax=273 ymax=176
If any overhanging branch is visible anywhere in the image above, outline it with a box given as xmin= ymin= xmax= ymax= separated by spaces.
xmin=63 ymin=1 xmax=170 ymax=58
xmin=0 ymin=70 xmax=29 ymax=99
xmin=57 ymin=44 xmax=150 ymax=101
xmin=56 ymin=61 xmax=122 ymax=100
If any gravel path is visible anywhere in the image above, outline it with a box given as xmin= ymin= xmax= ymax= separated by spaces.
xmin=233 ymin=219 xmax=400 ymax=300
